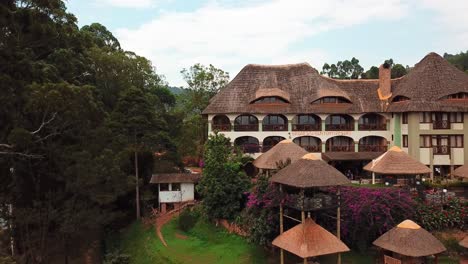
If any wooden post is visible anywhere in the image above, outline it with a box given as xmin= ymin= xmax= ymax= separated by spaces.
xmin=304 ymin=257 xmax=307 ymax=264
xmin=372 ymin=172 xmax=375 ymax=185
xmin=434 ymin=254 xmax=438 ymax=264
xmin=300 ymin=188 xmax=305 ymax=223
xmin=337 ymin=187 xmax=341 ymax=264
xmin=279 ymin=184 xmax=284 ymax=264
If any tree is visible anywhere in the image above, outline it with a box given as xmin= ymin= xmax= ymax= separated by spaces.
xmin=444 ymin=51 xmax=468 ymax=73
xmin=361 ymin=66 xmax=379 ymax=79
xmin=197 ymin=133 xmax=250 ymax=220
xmin=361 ymin=59 xmax=409 ymax=79
xmin=321 ymin=57 xmax=364 ymax=79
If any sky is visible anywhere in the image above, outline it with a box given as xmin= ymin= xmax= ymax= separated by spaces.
xmin=67 ymin=0 xmax=468 ymax=87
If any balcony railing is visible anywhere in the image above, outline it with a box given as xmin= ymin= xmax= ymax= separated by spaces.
xmin=327 ymin=145 xmax=354 ymax=152
xmin=359 ymin=145 xmax=387 ymax=152
xmin=262 ymin=124 xmax=288 ymax=131
xmin=325 ymin=124 xmax=353 ymax=131
xmin=237 ymin=143 xmax=261 ymax=153
xmin=234 ymin=124 xmax=259 ymax=131
xmin=301 ymin=145 xmax=321 ymax=152
xmin=292 ymin=124 xmax=321 ymax=131
xmin=358 ymin=123 xmax=387 ymax=131
xmin=212 ymin=123 xmax=231 ymax=131
xmin=433 ymin=120 xmax=450 ymax=129
xmin=285 ymin=193 xmax=337 ymax=211
xmin=433 ymin=145 xmax=450 ymax=155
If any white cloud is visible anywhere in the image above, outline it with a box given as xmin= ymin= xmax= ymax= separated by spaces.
xmin=98 ymin=0 xmax=157 ymax=8
xmin=116 ymin=0 xmax=409 ymax=86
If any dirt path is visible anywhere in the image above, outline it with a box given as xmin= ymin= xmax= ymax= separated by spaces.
xmin=154 ymin=201 xmax=196 ymax=247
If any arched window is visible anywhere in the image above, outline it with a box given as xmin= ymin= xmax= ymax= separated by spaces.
xmin=293 ymin=136 xmax=321 ymax=152
xmin=312 ymin=97 xmax=351 ymax=104
xmin=441 ymin=92 xmax=468 ymax=100
xmin=212 ymin=115 xmax=231 ymax=131
xmin=234 ymin=115 xmax=259 ymax=131
xmin=262 ymin=136 xmax=285 ymax=152
xmin=234 ymin=136 xmax=260 ymax=153
xmin=325 ymin=115 xmax=354 ymax=131
xmin=262 ymin=114 xmax=288 ymax=131
xmin=392 ymin=96 xmax=410 ymax=102
xmin=326 ymin=136 xmax=354 ymax=152
xmin=252 ymin=96 xmax=288 ymax=104
xmin=359 ymin=136 xmax=387 ymax=152
xmin=358 ymin=113 xmax=386 ymax=131
xmin=292 ymin=114 xmax=321 ymax=131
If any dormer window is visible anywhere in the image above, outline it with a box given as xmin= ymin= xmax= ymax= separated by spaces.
xmin=312 ymin=97 xmax=351 ymax=104
xmin=442 ymin=92 xmax=468 ymax=100
xmin=252 ymin=96 xmax=288 ymax=104
xmin=392 ymin=96 xmax=410 ymax=102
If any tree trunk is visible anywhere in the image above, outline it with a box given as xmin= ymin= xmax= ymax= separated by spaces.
xmin=135 ymin=151 xmax=140 ymax=219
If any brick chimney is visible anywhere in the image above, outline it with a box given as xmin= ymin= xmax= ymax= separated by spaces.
xmin=378 ymin=63 xmax=392 ymax=100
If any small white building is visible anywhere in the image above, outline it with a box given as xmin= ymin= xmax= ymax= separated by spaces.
xmin=150 ymin=173 xmax=200 ymax=213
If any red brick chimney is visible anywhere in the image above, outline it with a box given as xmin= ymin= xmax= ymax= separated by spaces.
xmin=378 ymin=63 xmax=392 ymax=100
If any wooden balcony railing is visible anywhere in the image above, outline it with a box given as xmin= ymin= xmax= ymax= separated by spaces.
xmin=433 ymin=120 xmax=450 ymax=129
xmin=301 ymin=145 xmax=321 ymax=152
xmin=234 ymin=124 xmax=259 ymax=131
xmin=292 ymin=124 xmax=321 ymax=131
xmin=359 ymin=145 xmax=387 ymax=152
xmin=212 ymin=124 xmax=231 ymax=131
xmin=262 ymin=124 xmax=288 ymax=131
xmin=285 ymin=193 xmax=337 ymax=211
xmin=358 ymin=123 xmax=387 ymax=131
xmin=433 ymin=145 xmax=450 ymax=155
xmin=327 ymin=145 xmax=354 ymax=152
xmin=237 ymin=143 xmax=261 ymax=153
xmin=325 ymin=124 xmax=353 ymax=131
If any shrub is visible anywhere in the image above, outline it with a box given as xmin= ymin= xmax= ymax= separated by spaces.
xmin=415 ymin=197 xmax=467 ymax=231
xmin=178 ymin=209 xmax=198 ymax=232
xmin=103 ymin=251 xmax=130 ymax=264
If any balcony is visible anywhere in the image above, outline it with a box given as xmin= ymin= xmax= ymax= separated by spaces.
xmin=234 ymin=124 xmax=259 ymax=131
xmin=433 ymin=120 xmax=450 ymax=129
xmin=292 ymin=124 xmax=321 ymax=131
xmin=301 ymin=145 xmax=321 ymax=152
xmin=327 ymin=145 xmax=354 ymax=152
xmin=359 ymin=145 xmax=387 ymax=152
xmin=262 ymin=124 xmax=288 ymax=131
xmin=238 ymin=143 xmax=261 ymax=153
xmin=358 ymin=123 xmax=386 ymax=131
xmin=212 ymin=124 xmax=231 ymax=131
xmin=325 ymin=124 xmax=353 ymax=131
xmin=433 ymin=145 xmax=450 ymax=155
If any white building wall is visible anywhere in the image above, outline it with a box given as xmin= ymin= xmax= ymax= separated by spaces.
xmin=181 ymin=183 xmax=195 ymax=202
xmin=453 ymin=148 xmax=464 ymax=165
xmin=159 ymin=191 xmax=182 ymax=203
xmin=159 ymin=183 xmax=195 ymax=203
xmin=419 ymin=148 xmax=431 ymax=165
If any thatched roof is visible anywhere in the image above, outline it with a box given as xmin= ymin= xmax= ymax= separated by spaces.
xmin=363 ymin=146 xmax=431 ymax=175
xmin=270 ymin=153 xmax=351 ymax=188
xmin=203 ymin=52 xmax=468 ymax=115
xmin=253 ymin=139 xmax=308 ymax=170
xmin=452 ymin=165 xmax=468 ymax=178
xmin=272 ymin=218 xmax=350 ymax=258
xmin=373 ymin=220 xmax=446 ymax=257
xmin=459 ymin=236 xmax=468 ymax=248
xmin=150 ymin=173 xmax=200 ymax=184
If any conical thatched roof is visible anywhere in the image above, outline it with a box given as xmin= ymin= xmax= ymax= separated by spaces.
xmin=363 ymin=146 xmax=431 ymax=175
xmin=459 ymin=236 xmax=468 ymax=248
xmin=270 ymin=153 xmax=350 ymax=188
xmin=253 ymin=139 xmax=308 ymax=170
xmin=272 ymin=218 xmax=349 ymax=258
xmin=373 ymin=220 xmax=446 ymax=257
xmin=452 ymin=165 xmax=468 ymax=178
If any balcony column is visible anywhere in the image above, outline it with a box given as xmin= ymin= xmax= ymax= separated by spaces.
xmin=230 ymin=120 xmax=235 ymax=132
xmin=386 ymin=118 xmax=390 ymax=131
xmin=354 ymin=141 xmax=358 ymax=152
xmin=354 ymin=118 xmax=359 ymax=131
xmin=321 ymin=120 xmax=326 ymax=131
xmin=208 ymin=119 xmax=213 ymax=133
xmin=288 ymin=118 xmax=292 ymax=132
xmin=321 ymin=142 xmax=326 ymax=153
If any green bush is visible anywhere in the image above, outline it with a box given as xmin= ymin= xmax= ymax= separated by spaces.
xmin=415 ymin=197 xmax=467 ymax=231
xmin=178 ymin=210 xmax=198 ymax=232
xmin=103 ymin=251 xmax=130 ymax=264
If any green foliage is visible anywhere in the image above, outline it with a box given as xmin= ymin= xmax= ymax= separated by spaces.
xmin=361 ymin=59 xmax=409 ymax=79
xmin=415 ymin=197 xmax=467 ymax=231
xmin=178 ymin=209 xmax=198 ymax=232
xmin=321 ymin=57 xmax=364 ymax=79
xmin=444 ymin=51 xmax=468 ymax=73
xmin=197 ymin=133 xmax=250 ymax=220
xmin=103 ymin=251 xmax=130 ymax=264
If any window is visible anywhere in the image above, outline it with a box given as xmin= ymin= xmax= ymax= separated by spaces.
xmin=420 ymin=135 xmax=464 ymax=148
xmin=171 ymin=183 xmax=181 ymax=191
xmin=312 ymin=97 xmax=351 ymax=104
xmin=420 ymin=135 xmax=431 ymax=148
xmin=295 ymin=114 xmax=319 ymax=125
xmin=235 ymin=115 xmax=258 ymax=125
xmin=403 ymin=135 xmax=408 ymax=147
xmin=263 ymin=115 xmax=286 ymax=125
xmin=252 ymin=96 xmax=288 ymax=104
xmin=419 ymin=112 xmax=432 ymax=123
xmin=450 ymin=135 xmax=464 ymax=148
xmin=392 ymin=96 xmax=410 ymax=102
xmin=160 ymin=183 xmax=169 ymax=191
xmin=442 ymin=92 xmax=468 ymax=100
xmin=450 ymin=113 xmax=463 ymax=123
xmin=402 ymin=113 xmax=408 ymax=124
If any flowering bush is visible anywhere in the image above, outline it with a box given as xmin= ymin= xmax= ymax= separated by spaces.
xmin=339 ymin=187 xmax=416 ymax=251
xmin=415 ymin=197 xmax=467 ymax=231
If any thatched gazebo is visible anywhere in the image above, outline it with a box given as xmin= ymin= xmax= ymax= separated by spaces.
xmin=272 ymin=217 xmax=350 ymax=263
xmin=373 ymin=220 xmax=446 ymax=264
xmin=253 ymin=139 xmax=307 ymax=172
xmin=363 ymin=146 xmax=431 ymax=185
xmin=460 ymin=236 xmax=468 ymax=248
xmin=452 ymin=165 xmax=468 ymax=179
xmin=270 ymin=153 xmax=351 ymax=264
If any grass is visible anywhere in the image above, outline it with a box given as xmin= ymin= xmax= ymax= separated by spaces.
xmin=107 ymin=217 xmax=266 ymax=264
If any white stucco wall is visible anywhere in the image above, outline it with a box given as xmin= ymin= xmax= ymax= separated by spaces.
xmin=181 ymin=183 xmax=195 ymax=202
xmin=420 ymin=148 xmax=431 ymax=165
xmin=453 ymin=148 xmax=464 ymax=165
xmin=159 ymin=183 xmax=195 ymax=203
xmin=452 ymin=123 xmax=464 ymax=130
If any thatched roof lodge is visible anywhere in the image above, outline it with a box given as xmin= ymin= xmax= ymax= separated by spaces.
xmin=364 ymin=146 xmax=431 ymax=175
xmin=373 ymin=220 xmax=446 ymax=263
xmin=253 ymin=139 xmax=307 ymax=170
xmin=460 ymin=236 xmax=468 ymax=248
xmin=272 ymin=218 xmax=350 ymax=260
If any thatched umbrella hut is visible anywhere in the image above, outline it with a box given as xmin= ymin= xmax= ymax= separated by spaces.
xmin=253 ymin=139 xmax=307 ymax=172
xmin=363 ymin=146 xmax=431 ymax=185
xmin=460 ymin=236 xmax=468 ymax=248
xmin=272 ymin=217 xmax=350 ymax=263
xmin=452 ymin=165 xmax=468 ymax=179
xmin=270 ymin=153 xmax=351 ymax=264
xmin=373 ymin=220 xmax=446 ymax=264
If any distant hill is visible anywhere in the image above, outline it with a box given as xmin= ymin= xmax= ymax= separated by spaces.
xmin=168 ymin=86 xmax=185 ymax=95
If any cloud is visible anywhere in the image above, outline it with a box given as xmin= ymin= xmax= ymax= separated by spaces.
xmin=116 ymin=0 xmax=409 ymax=86
xmin=97 ymin=0 xmax=157 ymax=8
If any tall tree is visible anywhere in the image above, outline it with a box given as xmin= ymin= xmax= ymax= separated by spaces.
xmin=444 ymin=51 xmax=468 ymax=73
xmin=321 ymin=57 xmax=364 ymax=79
